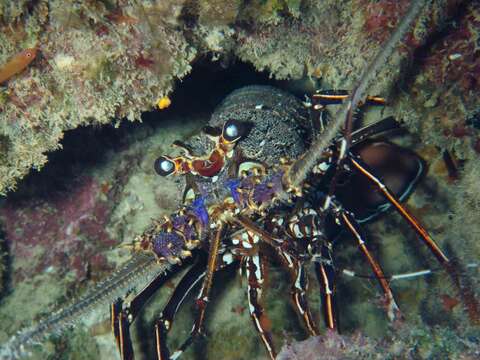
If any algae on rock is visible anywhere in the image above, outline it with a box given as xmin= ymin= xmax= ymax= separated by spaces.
xmin=1 ymin=0 xmax=479 ymax=196
xmin=0 ymin=1 xmax=479 ymax=359
xmin=0 ymin=0 xmax=195 ymax=194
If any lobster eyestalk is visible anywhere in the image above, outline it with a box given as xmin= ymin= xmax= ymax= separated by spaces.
xmin=284 ymin=0 xmax=428 ymax=190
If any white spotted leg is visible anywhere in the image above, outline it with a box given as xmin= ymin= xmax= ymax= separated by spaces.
xmin=234 ymin=215 xmax=319 ymax=337
xmin=313 ymin=242 xmax=337 ymax=330
xmin=274 ymin=247 xmax=319 ymax=336
xmin=245 ymin=254 xmax=277 ymax=360
xmin=229 ymin=226 xmax=277 ymax=359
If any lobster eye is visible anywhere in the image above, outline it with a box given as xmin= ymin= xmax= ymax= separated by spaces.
xmin=222 ymin=120 xmax=244 ymax=143
xmin=154 ymin=156 xmax=175 ymax=176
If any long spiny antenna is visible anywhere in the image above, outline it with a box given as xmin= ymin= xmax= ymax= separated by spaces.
xmin=286 ymin=0 xmax=428 ymax=189
xmin=0 ymin=252 xmax=170 ymax=359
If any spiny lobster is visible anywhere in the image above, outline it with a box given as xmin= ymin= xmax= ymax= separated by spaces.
xmin=104 ymin=83 xmax=458 ymax=360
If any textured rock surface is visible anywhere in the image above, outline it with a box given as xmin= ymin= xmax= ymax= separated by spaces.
xmin=1 ymin=0 xmax=479 ymax=194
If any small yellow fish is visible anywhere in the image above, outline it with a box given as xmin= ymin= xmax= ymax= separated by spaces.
xmin=157 ymin=96 xmax=171 ymax=110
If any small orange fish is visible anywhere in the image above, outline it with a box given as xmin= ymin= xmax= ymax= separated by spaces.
xmin=0 ymin=48 xmax=37 ymax=84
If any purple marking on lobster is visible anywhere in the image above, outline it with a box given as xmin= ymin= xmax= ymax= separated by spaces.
xmin=172 ymin=215 xmax=196 ymax=240
xmin=152 ymin=231 xmax=185 ymax=258
xmin=252 ymin=170 xmax=284 ymax=204
xmin=172 ymin=215 xmax=187 ymax=229
xmin=191 ymin=197 xmax=209 ymax=227
xmin=226 ymin=179 xmax=241 ymax=204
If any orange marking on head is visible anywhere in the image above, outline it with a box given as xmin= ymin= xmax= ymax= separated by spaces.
xmin=191 ymin=149 xmax=225 ymax=177
xmin=173 ymin=158 xmax=191 ymax=175
xmin=160 ymin=119 xmax=245 ymax=178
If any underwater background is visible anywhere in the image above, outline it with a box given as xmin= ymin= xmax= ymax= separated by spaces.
xmin=0 ymin=1 xmax=479 ymax=359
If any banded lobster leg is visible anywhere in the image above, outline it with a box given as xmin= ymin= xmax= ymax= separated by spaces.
xmin=228 ymin=221 xmax=280 ymax=359
xmin=347 ymin=154 xmax=480 ymax=322
xmin=313 ymin=242 xmax=338 ymax=330
xmin=311 ymin=90 xmax=386 ymax=107
xmin=336 ymin=206 xmax=402 ymax=322
xmin=154 ymin=221 xmax=304 ymax=360
xmin=244 ymin=254 xmax=277 ymax=360
xmin=314 ymin=90 xmax=450 ymax=266
xmin=307 ymin=90 xmax=386 ymax=134
xmin=234 ymin=216 xmax=319 ymax=339
xmin=155 ymin=251 xmax=236 ymax=359
xmin=112 ymin=257 xmax=217 ymax=360
xmin=111 ymin=263 xmax=180 ymax=360
xmin=272 ymin=208 xmax=330 ymax=333
xmin=288 ymin=198 xmax=402 ymax=323
xmin=309 ymin=92 xmax=413 ymax=323
xmin=273 ymin=244 xmax=320 ymax=336
xmin=155 ymin=258 xmax=207 ymax=360
xmin=157 ymin=219 xmax=280 ymax=360
xmin=113 ymin=226 xmax=234 ymax=360
xmin=348 ymin=155 xmax=449 ymax=264
xmin=309 ymin=91 xmax=387 ymax=212
xmin=162 ymin=222 xmax=226 ymax=360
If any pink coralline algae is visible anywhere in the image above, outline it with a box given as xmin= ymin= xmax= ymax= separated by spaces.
xmin=421 ymin=5 xmax=480 ymax=92
xmin=277 ymin=330 xmax=377 ymax=360
xmin=403 ymin=1 xmax=480 ymax=156
xmin=360 ymin=0 xmax=410 ymax=44
xmin=0 ymin=176 xmax=116 ymax=284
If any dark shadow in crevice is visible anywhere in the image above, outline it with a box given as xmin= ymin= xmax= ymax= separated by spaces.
xmin=3 ymin=61 xmax=279 ymax=202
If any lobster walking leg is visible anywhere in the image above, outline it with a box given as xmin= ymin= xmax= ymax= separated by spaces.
xmin=291 ymin=258 xmax=319 ymax=335
xmin=313 ymin=243 xmax=338 ymax=330
xmin=310 ymin=92 xmax=387 ymax=211
xmin=155 ymin=259 xmax=207 ymax=360
xmin=339 ymin=209 xmax=402 ymax=322
xmin=348 ymin=155 xmax=450 ymax=264
xmin=245 ymin=254 xmax=277 ymax=360
xmin=312 ymin=90 xmax=386 ymax=107
xmin=111 ymin=300 xmax=134 ymax=360
xmin=275 ymin=247 xmax=319 ymax=336
xmin=346 ymin=155 xmax=480 ymax=323
xmin=235 ymin=215 xmax=319 ymax=336
xmin=308 ymin=90 xmax=386 ymax=133
xmin=168 ymin=222 xmax=225 ymax=359
xmin=111 ymin=267 xmax=175 ymax=360
xmin=155 ymin=252 xmax=237 ymax=360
